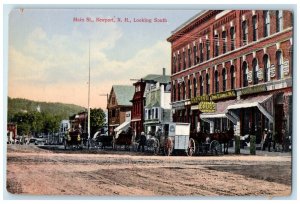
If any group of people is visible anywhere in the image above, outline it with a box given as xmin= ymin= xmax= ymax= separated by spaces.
xmin=261 ymin=128 xmax=291 ymax=152
xmin=261 ymin=129 xmax=273 ymax=152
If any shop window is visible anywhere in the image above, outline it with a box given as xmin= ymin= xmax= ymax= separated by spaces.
xmin=206 ymin=40 xmax=210 ymax=60
xmin=252 ymin=15 xmax=258 ymax=41
xmin=276 ymin=10 xmax=283 ymax=32
xmin=222 ymin=68 xmax=226 ymax=92
xmin=230 ymin=26 xmax=235 ymax=50
xmin=193 ymin=77 xmax=197 ymax=97
xmin=276 ymin=50 xmax=283 ymax=79
xmin=253 ymin=58 xmax=259 ymax=85
xmin=214 ymin=34 xmax=219 ymax=57
xmin=243 ymin=61 xmax=248 ymax=87
xmin=230 ymin=65 xmax=235 ymax=89
xmin=222 ymin=31 xmax=227 ymax=54
xmin=200 ymin=76 xmax=204 ymax=96
xmin=206 ymin=73 xmax=210 ymax=95
xmin=263 ymin=10 xmax=270 ymax=37
xmin=263 ymin=54 xmax=270 ymax=82
xmin=214 ymin=70 xmax=219 ymax=93
xmin=242 ymin=20 xmax=248 ymax=45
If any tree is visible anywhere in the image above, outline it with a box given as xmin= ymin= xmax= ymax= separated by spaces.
xmin=90 ymin=108 xmax=106 ymax=137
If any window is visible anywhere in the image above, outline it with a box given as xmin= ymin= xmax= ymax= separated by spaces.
xmin=230 ymin=27 xmax=235 ymax=50
xmin=112 ymin=97 xmax=115 ymax=105
xmin=214 ymin=34 xmax=219 ymax=57
xmin=193 ymin=45 xmax=197 ymax=65
xmin=112 ymin=109 xmax=116 ymax=117
xmin=148 ymin=109 xmax=151 ymax=119
xmin=243 ymin=62 xmax=248 ymax=87
xmin=206 ymin=40 xmax=210 ymax=60
xmin=188 ymin=79 xmax=191 ymax=99
xmin=172 ymin=56 xmax=176 ymax=74
xmin=263 ymin=11 xmax=270 ymax=37
xmin=276 ymin=10 xmax=283 ymax=32
xmin=173 ymin=84 xmax=176 ymax=101
xmin=214 ymin=70 xmax=219 ymax=93
xmin=177 ymin=83 xmax=181 ymax=101
xmin=253 ymin=58 xmax=259 ymax=85
xmin=200 ymin=76 xmax=203 ymax=96
xmin=276 ymin=50 xmax=283 ymax=79
xmin=193 ymin=77 xmax=197 ymax=97
xmin=177 ymin=52 xmax=181 ymax=71
xmin=183 ymin=51 xmax=186 ymax=69
xmin=222 ymin=68 xmax=226 ymax=91
xmin=263 ymin=54 xmax=270 ymax=82
xmin=199 ymin=42 xmax=204 ymax=63
xmin=155 ymin=108 xmax=158 ymax=119
xmin=182 ymin=82 xmax=186 ymax=100
xmin=151 ymin=109 xmax=154 ymax=119
xmin=222 ymin=31 xmax=227 ymax=54
xmin=188 ymin=48 xmax=191 ymax=67
xmin=252 ymin=15 xmax=258 ymax=41
xmin=242 ymin=20 xmax=248 ymax=45
xmin=206 ymin=73 xmax=210 ymax=95
xmin=230 ymin=65 xmax=235 ymax=89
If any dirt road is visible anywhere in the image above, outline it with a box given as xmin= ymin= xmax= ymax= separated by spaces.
xmin=6 ymin=145 xmax=292 ymax=197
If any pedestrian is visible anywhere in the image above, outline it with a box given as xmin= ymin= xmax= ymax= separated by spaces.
xmin=267 ymin=130 xmax=272 ymax=152
xmin=138 ymin=132 xmax=146 ymax=152
xmin=262 ymin=129 xmax=268 ymax=151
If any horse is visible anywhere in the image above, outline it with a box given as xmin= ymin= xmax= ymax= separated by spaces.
xmin=146 ymin=136 xmax=160 ymax=154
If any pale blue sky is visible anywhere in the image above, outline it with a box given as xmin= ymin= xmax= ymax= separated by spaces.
xmin=9 ymin=9 xmax=200 ymax=108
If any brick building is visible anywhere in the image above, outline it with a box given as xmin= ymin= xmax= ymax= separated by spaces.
xmin=167 ymin=10 xmax=293 ymax=144
xmin=107 ymin=85 xmax=135 ymax=136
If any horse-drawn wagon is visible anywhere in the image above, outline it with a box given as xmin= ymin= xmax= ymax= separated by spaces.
xmin=63 ymin=129 xmax=87 ymax=150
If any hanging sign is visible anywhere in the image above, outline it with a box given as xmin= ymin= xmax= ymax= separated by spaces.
xmin=270 ymin=64 xmax=276 ymax=78
xmin=247 ymin=70 xmax=252 ymax=83
xmin=198 ymin=101 xmax=216 ymax=113
xmin=283 ymin=60 xmax=289 ymax=76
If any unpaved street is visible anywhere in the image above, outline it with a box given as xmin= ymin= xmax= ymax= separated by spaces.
xmin=6 ymin=145 xmax=291 ymax=197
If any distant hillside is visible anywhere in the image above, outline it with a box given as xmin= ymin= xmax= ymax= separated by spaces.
xmin=7 ymin=97 xmax=85 ymax=120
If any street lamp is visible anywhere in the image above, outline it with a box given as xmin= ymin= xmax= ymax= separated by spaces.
xmin=99 ymin=93 xmax=109 ymax=136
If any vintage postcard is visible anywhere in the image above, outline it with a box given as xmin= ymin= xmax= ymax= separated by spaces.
xmin=6 ymin=8 xmax=293 ymax=198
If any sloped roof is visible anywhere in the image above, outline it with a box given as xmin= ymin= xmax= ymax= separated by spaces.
xmin=142 ymin=74 xmax=171 ymax=84
xmin=112 ymin=85 xmax=135 ymax=106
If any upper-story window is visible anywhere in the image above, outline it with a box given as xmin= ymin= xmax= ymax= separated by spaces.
xmin=193 ymin=45 xmax=198 ymax=65
xmin=230 ymin=65 xmax=235 ymax=89
xmin=206 ymin=73 xmax=210 ymax=95
xmin=276 ymin=50 xmax=283 ymax=79
xmin=230 ymin=26 xmax=235 ymax=50
xmin=222 ymin=68 xmax=226 ymax=92
xmin=182 ymin=82 xmax=186 ymax=100
xmin=263 ymin=54 xmax=270 ymax=82
xmin=199 ymin=42 xmax=204 ymax=63
xmin=214 ymin=34 xmax=219 ymax=57
xmin=252 ymin=15 xmax=258 ymax=41
xmin=276 ymin=10 xmax=284 ymax=32
xmin=263 ymin=10 xmax=270 ymax=37
xmin=155 ymin=108 xmax=158 ymax=119
xmin=214 ymin=70 xmax=219 ymax=93
xmin=172 ymin=56 xmax=176 ymax=74
xmin=243 ymin=61 xmax=248 ymax=87
xmin=183 ymin=51 xmax=186 ymax=69
xmin=193 ymin=77 xmax=197 ymax=97
xmin=172 ymin=84 xmax=176 ymax=102
xmin=206 ymin=40 xmax=210 ymax=60
xmin=222 ymin=31 xmax=227 ymax=54
xmin=188 ymin=48 xmax=191 ymax=67
xmin=200 ymin=75 xmax=204 ymax=96
xmin=253 ymin=58 xmax=259 ymax=85
xmin=188 ymin=79 xmax=191 ymax=99
xmin=242 ymin=20 xmax=248 ymax=45
xmin=177 ymin=83 xmax=181 ymax=101
xmin=177 ymin=52 xmax=181 ymax=71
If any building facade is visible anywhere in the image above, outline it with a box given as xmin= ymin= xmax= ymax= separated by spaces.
xmin=167 ymin=10 xmax=293 ymax=144
xmin=107 ymin=85 xmax=135 ymax=136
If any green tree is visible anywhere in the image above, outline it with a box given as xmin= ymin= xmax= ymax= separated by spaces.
xmin=90 ymin=108 xmax=106 ymax=137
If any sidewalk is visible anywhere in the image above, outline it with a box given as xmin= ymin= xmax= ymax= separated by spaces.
xmin=227 ymin=146 xmax=292 ymax=157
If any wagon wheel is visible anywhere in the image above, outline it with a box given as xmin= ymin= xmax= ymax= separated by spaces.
xmin=210 ymin=140 xmax=222 ymax=156
xmin=187 ymin=138 xmax=196 ymax=156
xmin=164 ymin=137 xmax=173 ymax=156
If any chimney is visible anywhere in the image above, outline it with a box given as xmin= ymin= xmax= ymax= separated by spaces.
xmin=162 ymin=67 xmax=166 ymax=76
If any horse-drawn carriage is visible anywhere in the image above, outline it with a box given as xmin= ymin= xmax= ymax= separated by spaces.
xmin=112 ymin=129 xmax=134 ymax=151
xmin=189 ymin=128 xmax=234 ymax=156
xmin=90 ymin=133 xmax=113 ymax=149
xmin=63 ymin=129 xmax=88 ymax=150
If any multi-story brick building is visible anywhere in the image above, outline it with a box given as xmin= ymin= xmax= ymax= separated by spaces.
xmin=167 ymin=10 xmax=293 ymax=144
xmin=107 ymin=85 xmax=135 ymax=136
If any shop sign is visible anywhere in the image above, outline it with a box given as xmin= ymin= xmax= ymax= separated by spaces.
xmin=210 ymin=90 xmax=236 ymax=101
xmin=240 ymin=84 xmax=267 ymax=96
xmin=198 ymin=101 xmax=216 ymax=113
xmin=190 ymin=95 xmax=210 ymax=104
xmin=172 ymin=101 xmax=185 ymax=110
xmin=283 ymin=60 xmax=289 ymax=76
xmin=247 ymin=70 xmax=253 ymax=83
xmin=270 ymin=64 xmax=276 ymax=78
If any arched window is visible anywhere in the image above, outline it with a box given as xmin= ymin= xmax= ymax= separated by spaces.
xmin=215 ymin=70 xmax=219 ymax=93
xmin=276 ymin=10 xmax=283 ymax=32
xmin=177 ymin=83 xmax=181 ymax=101
xmin=263 ymin=10 xmax=270 ymax=37
xmin=243 ymin=61 xmax=248 ymax=87
xmin=206 ymin=73 xmax=210 ymax=95
xmin=182 ymin=82 xmax=186 ymax=100
xmin=253 ymin=58 xmax=259 ymax=85
xmin=263 ymin=55 xmax=270 ymax=82
xmin=230 ymin=65 xmax=235 ymax=89
xmin=173 ymin=84 xmax=176 ymax=102
xmin=188 ymin=79 xmax=191 ymax=99
xmin=193 ymin=77 xmax=197 ymax=97
xmin=222 ymin=68 xmax=226 ymax=91
xmin=200 ymin=76 xmax=203 ymax=96
xmin=276 ymin=50 xmax=283 ymax=79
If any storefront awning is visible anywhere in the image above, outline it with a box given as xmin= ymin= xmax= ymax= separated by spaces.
xmin=114 ymin=121 xmax=130 ymax=132
xmin=227 ymin=94 xmax=274 ymax=122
